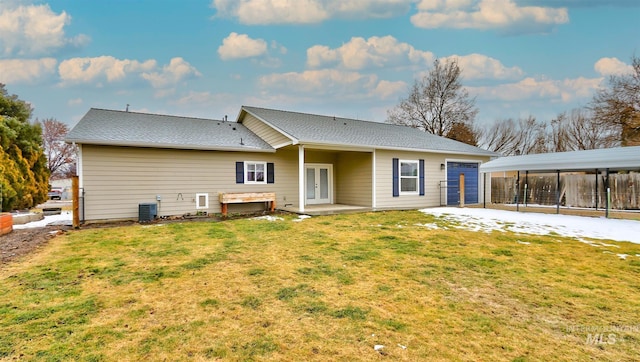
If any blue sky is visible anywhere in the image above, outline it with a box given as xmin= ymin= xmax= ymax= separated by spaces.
xmin=1 ymin=0 xmax=638 ymax=128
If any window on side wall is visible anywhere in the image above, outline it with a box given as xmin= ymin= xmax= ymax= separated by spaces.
xmin=245 ymin=161 xmax=267 ymax=184
xmin=400 ymin=160 xmax=419 ymax=194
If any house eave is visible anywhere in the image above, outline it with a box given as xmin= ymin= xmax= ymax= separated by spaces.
xmin=65 ymin=138 xmax=276 ymax=153
xmin=300 ymin=141 xmax=494 ymax=156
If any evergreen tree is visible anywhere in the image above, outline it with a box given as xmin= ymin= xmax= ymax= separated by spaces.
xmin=0 ymin=84 xmax=49 ymax=211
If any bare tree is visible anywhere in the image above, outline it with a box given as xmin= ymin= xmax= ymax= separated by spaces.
xmin=551 ymin=109 xmax=619 ymax=151
xmin=479 ymin=116 xmax=547 ymax=156
xmin=516 ymin=116 xmax=548 ymax=155
xmin=387 ymin=58 xmax=478 ymax=138
xmin=590 ymin=55 xmax=640 ymax=146
xmin=41 ymin=118 xmax=77 ymax=178
xmin=478 ymin=118 xmax=519 ymax=155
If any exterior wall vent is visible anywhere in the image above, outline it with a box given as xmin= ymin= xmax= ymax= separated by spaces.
xmin=139 ymin=203 xmax=157 ymax=222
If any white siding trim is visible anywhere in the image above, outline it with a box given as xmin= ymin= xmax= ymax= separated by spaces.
xmin=77 ymin=144 xmax=83 ymax=188
xmin=298 ymin=145 xmax=305 ymax=213
xmin=372 ymin=149 xmax=377 ymax=209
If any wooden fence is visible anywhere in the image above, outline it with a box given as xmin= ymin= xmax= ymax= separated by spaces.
xmin=491 ymin=173 xmax=640 ymax=210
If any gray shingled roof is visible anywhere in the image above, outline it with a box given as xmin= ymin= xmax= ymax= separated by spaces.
xmin=241 ymin=106 xmax=497 ymax=156
xmin=66 ymin=108 xmax=274 ymax=152
xmin=480 ymin=146 xmax=640 ymax=173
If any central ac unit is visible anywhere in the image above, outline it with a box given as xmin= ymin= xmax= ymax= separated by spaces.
xmin=139 ymin=203 xmax=157 ymax=222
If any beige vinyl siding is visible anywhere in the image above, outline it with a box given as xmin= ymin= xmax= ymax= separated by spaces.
xmin=375 ymin=149 xmax=490 ymax=209
xmin=304 ymin=150 xmax=338 ymax=164
xmin=241 ymin=114 xmax=291 ymax=148
xmin=81 ymin=145 xmax=298 ymax=221
xmin=336 ymin=152 xmax=372 ymax=206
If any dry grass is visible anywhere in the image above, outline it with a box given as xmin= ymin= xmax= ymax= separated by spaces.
xmin=1 ymin=210 xmax=640 ymax=361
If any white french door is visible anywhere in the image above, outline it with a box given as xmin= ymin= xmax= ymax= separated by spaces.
xmin=305 ymin=164 xmax=332 ymax=205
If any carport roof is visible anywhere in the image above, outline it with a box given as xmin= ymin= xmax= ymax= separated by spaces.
xmin=480 ymin=146 xmax=640 ymax=173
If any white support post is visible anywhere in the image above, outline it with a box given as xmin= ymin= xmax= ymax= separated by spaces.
xmin=298 ymin=145 xmax=305 ymax=213
xmin=372 ymin=150 xmax=377 ymax=209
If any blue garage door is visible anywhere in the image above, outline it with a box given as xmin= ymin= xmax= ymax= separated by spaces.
xmin=447 ymin=162 xmax=479 ymax=205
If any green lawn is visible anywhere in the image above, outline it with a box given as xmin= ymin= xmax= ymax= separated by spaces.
xmin=1 ymin=211 xmax=639 ymax=361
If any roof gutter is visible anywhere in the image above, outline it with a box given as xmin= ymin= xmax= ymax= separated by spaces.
xmin=64 ymin=139 xmax=276 ymax=153
xmin=300 ymin=141 xmax=497 ymax=157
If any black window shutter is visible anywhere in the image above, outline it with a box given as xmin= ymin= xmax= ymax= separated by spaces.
xmin=267 ymin=163 xmax=275 ymax=184
xmin=419 ymin=159 xmax=425 ymax=196
xmin=392 ymin=158 xmax=399 ymax=197
xmin=236 ymin=162 xmax=244 ymax=184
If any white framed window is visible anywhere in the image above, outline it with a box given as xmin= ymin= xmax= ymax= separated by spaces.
xmin=195 ymin=193 xmax=209 ymax=209
xmin=400 ymin=160 xmax=419 ymax=195
xmin=245 ymin=161 xmax=267 ymax=184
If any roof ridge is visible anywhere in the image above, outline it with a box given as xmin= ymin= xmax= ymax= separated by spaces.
xmin=242 ymin=105 xmax=417 ymax=130
xmin=90 ymin=107 xmax=227 ymax=123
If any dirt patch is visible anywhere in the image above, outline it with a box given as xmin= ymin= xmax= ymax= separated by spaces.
xmin=0 ymin=226 xmax=71 ymax=265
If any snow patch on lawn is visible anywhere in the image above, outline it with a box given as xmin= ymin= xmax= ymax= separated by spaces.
xmin=252 ymin=215 xmax=284 ymax=222
xmin=420 ymin=207 xmax=640 ymax=244
xmin=13 ymin=211 xmax=72 ymax=229
xmin=292 ymin=215 xmax=311 ymax=222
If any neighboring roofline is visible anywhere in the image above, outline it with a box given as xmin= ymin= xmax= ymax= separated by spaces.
xmin=238 ymin=107 xmax=299 ymax=145
xmin=480 ymin=146 xmax=640 ymax=173
xmin=65 ymin=138 xmax=276 ymax=153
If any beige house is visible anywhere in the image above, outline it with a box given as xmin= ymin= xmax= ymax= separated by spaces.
xmin=66 ymin=106 xmax=496 ymax=221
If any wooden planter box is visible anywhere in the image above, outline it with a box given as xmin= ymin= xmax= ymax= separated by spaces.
xmin=0 ymin=213 xmax=13 ymax=236
xmin=219 ymin=192 xmax=276 ymax=216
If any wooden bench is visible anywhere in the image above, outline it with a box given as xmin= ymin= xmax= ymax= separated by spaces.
xmin=219 ymin=192 xmax=276 ymax=216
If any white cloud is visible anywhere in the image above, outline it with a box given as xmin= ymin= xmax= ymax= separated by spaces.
xmin=67 ymin=98 xmax=83 ymax=106
xmin=469 ymin=76 xmax=601 ymax=103
xmin=0 ymin=4 xmax=89 ymax=56
xmin=594 ymin=57 xmax=634 ymax=76
xmin=0 ymin=58 xmax=57 ymax=83
xmin=211 ymin=0 xmax=413 ymax=24
xmin=305 ymin=37 xmax=521 ymax=81
xmin=326 ymin=0 xmax=414 ymax=18
xmin=372 ymin=79 xmax=408 ymax=99
xmin=171 ymin=91 xmax=241 ymax=120
xmin=307 ymin=35 xmax=434 ymax=70
xmin=58 ymin=56 xmax=157 ymax=86
xmin=411 ymin=0 xmax=569 ymax=34
xmin=259 ymin=69 xmax=405 ymax=100
xmin=218 ymin=32 xmax=268 ymax=60
xmin=211 ymin=0 xmax=323 ymax=24
xmin=443 ymin=53 xmax=524 ymax=80
xmin=141 ymin=57 xmax=201 ymax=88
